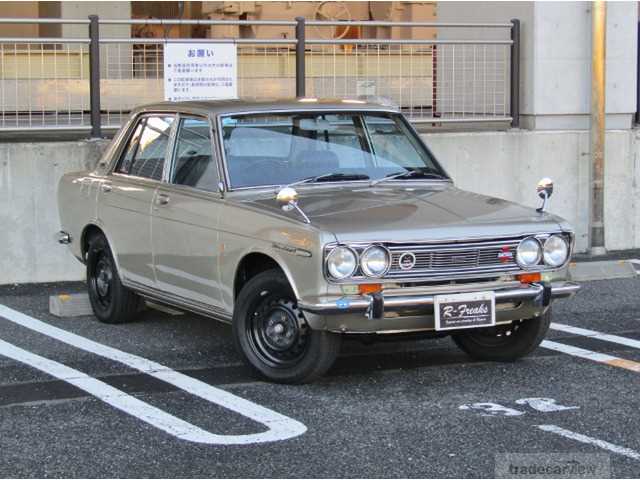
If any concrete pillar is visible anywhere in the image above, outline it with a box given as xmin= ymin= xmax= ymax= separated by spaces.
xmin=59 ymin=1 xmax=132 ymax=80
xmin=437 ymin=1 xmax=638 ymax=130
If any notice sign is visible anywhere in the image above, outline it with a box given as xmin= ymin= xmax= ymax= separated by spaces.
xmin=164 ymin=43 xmax=237 ymax=101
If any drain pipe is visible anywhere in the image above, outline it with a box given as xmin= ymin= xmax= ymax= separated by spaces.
xmin=590 ymin=0 xmax=607 ymax=256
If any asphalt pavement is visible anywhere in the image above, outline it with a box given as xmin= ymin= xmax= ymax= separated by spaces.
xmin=1 ymin=277 xmax=640 ymax=478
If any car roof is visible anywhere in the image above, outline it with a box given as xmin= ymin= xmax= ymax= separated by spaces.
xmin=131 ymin=98 xmax=400 ymax=116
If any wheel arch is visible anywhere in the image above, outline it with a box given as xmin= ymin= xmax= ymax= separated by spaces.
xmin=233 ymin=251 xmax=300 ymax=301
xmin=80 ymin=223 xmax=123 ymax=277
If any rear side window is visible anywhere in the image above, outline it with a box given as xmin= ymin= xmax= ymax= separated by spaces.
xmin=117 ymin=115 xmax=174 ymax=181
xmin=170 ymin=117 xmax=218 ymax=191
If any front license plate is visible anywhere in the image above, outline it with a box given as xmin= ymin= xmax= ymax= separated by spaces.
xmin=434 ymin=291 xmax=496 ymax=331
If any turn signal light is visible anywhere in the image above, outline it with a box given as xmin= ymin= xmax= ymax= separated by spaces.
xmin=358 ymin=283 xmax=383 ymax=295
xmin=518 ymin=272 xmax=542 ymax=284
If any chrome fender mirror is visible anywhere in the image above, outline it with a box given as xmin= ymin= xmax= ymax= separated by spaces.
xmin=536 ymin=177 xmax=554 ymax=213
xmin=276 ymin=187 xmax=310 ymax=224
xmin=276 ymin=187 xmax=299 ymax=206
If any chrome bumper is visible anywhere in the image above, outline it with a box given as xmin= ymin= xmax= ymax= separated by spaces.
xmin=298 ymin=281 xmax=580 ymax=318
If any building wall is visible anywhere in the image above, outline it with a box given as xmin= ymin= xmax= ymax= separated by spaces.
xmin=1 ymin=131 xmax=639 ymax=285
xmin=424 ymin=129 xmax=639 ymax=253
xmin=437 ymin=1 xmax=638 ymax=130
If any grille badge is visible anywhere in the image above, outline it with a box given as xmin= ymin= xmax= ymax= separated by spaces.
xmin=398 ymin=252 xmax=417 ymax=270
xmin=497 ymin=246 xmax=514 ymax=263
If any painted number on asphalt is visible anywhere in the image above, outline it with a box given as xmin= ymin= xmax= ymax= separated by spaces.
xmin=515 ymin=397 xmax=580 ymax=413
xmin=459 ymin=397 xmax=579 ymax=417
xmin=458 ymin=402 xmax=524 ymax=417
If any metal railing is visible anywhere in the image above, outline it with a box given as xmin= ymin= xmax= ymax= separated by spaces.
xmin=0 ymin=16 xmax=520 ymax=135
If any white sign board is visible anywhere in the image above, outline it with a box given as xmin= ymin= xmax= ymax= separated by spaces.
xmin=164 ymin=43 xmax=237 ymax=101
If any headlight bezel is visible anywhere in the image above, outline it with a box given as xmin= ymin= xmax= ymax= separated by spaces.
xmin=359 ymin=244 xmax=391 ymax=278
xmin=515 ymin=233 xmax=573 ymax=270
xmin=325 ymin=245 xmax=358 ymax=280
xmin=516 ymin=236 xmax=543 ymax=269
xmin=542 ymin=234 xmax=570 ymax=267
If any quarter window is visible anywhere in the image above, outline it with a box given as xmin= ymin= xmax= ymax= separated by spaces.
xmin=117 ymin=115 xmax=174 ymax=181
xmin=171 ymin=117 xmax=218 ymax=191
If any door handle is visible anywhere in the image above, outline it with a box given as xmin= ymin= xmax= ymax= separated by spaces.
xmin=157 ymin=194 xmax=170 ymax=206
xmin=101 ymin=183 xmax=112 ymax=193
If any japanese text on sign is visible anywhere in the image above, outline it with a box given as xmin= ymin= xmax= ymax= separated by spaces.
xmin=164 ymin=43 xmax=237 ymax=101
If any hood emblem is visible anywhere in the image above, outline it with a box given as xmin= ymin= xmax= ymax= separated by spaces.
xmin=399 ymin=252 xmax=416 ymax=270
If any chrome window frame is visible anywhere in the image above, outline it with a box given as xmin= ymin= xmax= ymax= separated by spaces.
xmin=164 ymin=112 xmax=222 ymax=196
xmin=107 ymin=111 xmax=178 ymax=185
xmin=215 ymin=108 xmax=453 ymax=193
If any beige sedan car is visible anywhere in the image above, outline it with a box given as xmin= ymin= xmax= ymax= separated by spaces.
xmin=58 ymin=99 xmax=579 ymax=383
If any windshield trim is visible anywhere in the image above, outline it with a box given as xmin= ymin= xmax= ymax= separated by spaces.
xmin=216 ymin=109 xmax=451 ymax=192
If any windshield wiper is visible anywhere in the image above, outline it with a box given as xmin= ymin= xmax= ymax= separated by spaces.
xmin=370 ymin=169 xmax=447 ymax=186
xmin=286 ymin=172 xmax=370 ymax=188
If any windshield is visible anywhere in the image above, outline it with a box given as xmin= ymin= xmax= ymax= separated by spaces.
xmin=220 ymin=111 xmax=448 ymax=189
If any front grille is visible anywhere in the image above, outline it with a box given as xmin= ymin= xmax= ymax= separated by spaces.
xmin=385 ymin=238 xmax=522 ymax=280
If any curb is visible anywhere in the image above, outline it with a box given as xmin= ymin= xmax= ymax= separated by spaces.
xmin=568 ymin=260 xmax=639 ymax=282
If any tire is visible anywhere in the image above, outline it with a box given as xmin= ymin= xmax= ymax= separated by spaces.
xmin=451 ymin=308 xmax=551 ymax=362
xmin=86 ymin=232 xmax=141 ymax=324
xmin=232 ymin=269 xmax=342 ymax=384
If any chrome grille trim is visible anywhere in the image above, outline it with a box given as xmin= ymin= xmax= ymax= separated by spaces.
xmin=386 ymin=238 xmax=520 ymax=279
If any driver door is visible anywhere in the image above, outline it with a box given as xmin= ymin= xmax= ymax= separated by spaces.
xmin=151 ymin=115 xmax=224 ymax=311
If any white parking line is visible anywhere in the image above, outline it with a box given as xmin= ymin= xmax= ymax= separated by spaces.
xmin=551 ymin=322 xmax=640 ymax=350
xmin=541 ymin=340 xmax=640 ymax=373
xmin=0 ymin=304 xmax=306 ymax=445
xmin=536 ymin=424 xmax=640 ymax=461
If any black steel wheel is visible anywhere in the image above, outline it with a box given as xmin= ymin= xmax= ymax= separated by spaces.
xmin=451 ymin=308 xmax=552 ymax=362
xmin=86 ymin=232 xmax=141 ymax=324
xmin=233 ymin=269 xmax=341 ymax=383
xmin=247 ymin=297 xmax=311 ymax=368
xmin=90 ymin=252 xmax=114 ymax=311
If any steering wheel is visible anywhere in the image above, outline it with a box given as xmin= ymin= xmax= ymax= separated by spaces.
xmin=314 ymin=1 xmax=352 ymax=40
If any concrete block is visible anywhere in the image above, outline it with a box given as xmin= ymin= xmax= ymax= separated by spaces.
xmin=569 ymin=260 xmax=637 ymax=281
xmin=49 ymin=293 xmax=93 ymax=317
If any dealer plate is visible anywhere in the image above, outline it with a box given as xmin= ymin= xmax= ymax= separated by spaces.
xmin=434 ymin=291 xmax=496 ymax=331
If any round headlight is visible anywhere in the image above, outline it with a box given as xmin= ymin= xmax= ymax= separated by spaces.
xmin=360 ymin=245 xmax=390 ymax=277
xmin=543 ymin=235 xmax=569 ymax=267
xmin=516 ymin=237 xmax=542 ymax=268
xmin=326 ymin=246 xmax=357 ymax=279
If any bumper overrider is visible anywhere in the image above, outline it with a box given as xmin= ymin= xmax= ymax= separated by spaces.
xmin=297 ymin=281 xmax=580 ymax=333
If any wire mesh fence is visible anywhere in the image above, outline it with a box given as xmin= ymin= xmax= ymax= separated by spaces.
xmin=0 ymin=40 xmax=91 ymax=130
xmin=0 ymin=17 xmax=517 ymax=133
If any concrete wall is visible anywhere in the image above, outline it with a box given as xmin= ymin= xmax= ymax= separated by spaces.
xmin=423 ymin=129 xmax=640 ymax=253
xmin=0 ymin=140 xmax=110 ymax=285
xmin=1 ymin=130 xmax=639 ymax=284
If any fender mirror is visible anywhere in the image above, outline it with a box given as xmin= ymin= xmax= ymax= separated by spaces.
xmin=536 ymin=178 xmax=554 ymax=213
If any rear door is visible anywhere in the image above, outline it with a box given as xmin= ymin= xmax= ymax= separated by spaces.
xmin=151 ymin=115 xmax=224 ymax=310
xmin=98 ymin=114 xmax=175 ymax=288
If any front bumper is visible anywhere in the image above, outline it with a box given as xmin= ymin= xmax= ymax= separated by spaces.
xmin=297 ymin=281 xmax=580 ymax=333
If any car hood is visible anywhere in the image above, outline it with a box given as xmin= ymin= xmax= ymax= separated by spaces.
xmin=236 ymin=184 xmax=568 ymax=243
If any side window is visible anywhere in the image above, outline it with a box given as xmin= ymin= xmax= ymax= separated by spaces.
xmin=117 ymin=118 xmax=145 ymax=174
xmin=117 ymin=115 xmax=174 ymax=181
xmin=171 ymin=117 xmax=218 ymax=191
xmin=365 ymin=115 xmax=426 ymax=169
